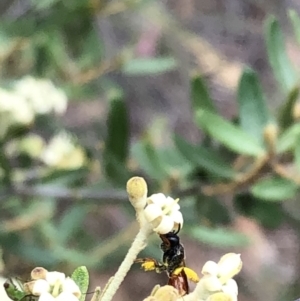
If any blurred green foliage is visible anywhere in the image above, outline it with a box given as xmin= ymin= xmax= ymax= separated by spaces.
xmin=1 ymin=1 xmax=300 ymax=287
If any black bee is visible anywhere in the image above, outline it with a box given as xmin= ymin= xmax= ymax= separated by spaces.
xmin=135 ymin=226 xmax=198 ymax=296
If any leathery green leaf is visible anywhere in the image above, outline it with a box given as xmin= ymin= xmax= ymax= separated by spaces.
xmin=104 ymin=91 xmax=129 ymax=182
xmin=265 ymin=16 xmax=298 ymax=93
xmin=191 ymin=74 xmax=216 ymax=113
xmin=251 ymin=177 xmax=298 ymax=201
xmin=276 ymin=123 xmax=300 ymax=153
xmin=237 ymin=67 xmax=270 ymax=143
xmin=294 ymin=134 xmax=300 ymax=171
xmin=289 ymin=9 xmax=300 ymax=46
xmin=174 ymin=135 xmax=235 ymax=179
xmin=187 ymin=226 xmax=249 ymax=248
xmin=195 ymin=109 xmax=265 ymax=156
xmin=71 ymin=266 xmax=89 ymax=301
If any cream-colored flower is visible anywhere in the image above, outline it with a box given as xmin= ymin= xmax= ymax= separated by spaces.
xmin=0 ymin=88 xmax=34 ymax=125
xmin=15 ymin=76 xmax=68 ymax=115
xmin=41 ymin=132 xmax=86 ymax=169
xmin=45 ymin=272 xmax=66 ymax=286
xmin=192 ymin=254 xmax=242 ymax=301
xmin=143 ymin=193 xmax=183 ymax=234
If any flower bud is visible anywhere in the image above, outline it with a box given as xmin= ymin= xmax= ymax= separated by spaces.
xmin=127 ymin=177 xmax=148 ymax=210
xmin=218 ymin=253 xmax=242 ymax=283
xmin=31 ymin=267 xmax=48 ymax=280
xmin=202 ymin=261 xmax=219 ymax=276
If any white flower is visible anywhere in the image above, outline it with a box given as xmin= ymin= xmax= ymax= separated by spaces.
xmin=143 ymin=193 xmax=183 ymax=234
xmin=32 ymin=279 xmax=51 ymax=295
xmin=40 ymin=132 xmax=86 ymax=169
xmin=195 ymin=254 xmax=242 ymax=301
xmin=0 ymin=88 xmax=34 ymax=125
xmin=15 ymin=76 xmax=68 ymax=115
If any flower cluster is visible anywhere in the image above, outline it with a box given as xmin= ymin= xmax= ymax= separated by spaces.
xmin=40 ymin=131 xmax=87 ymax=170
xmin=127 ymin=178 xmax=183 ymax=235
xmin=25 ymin=267 xmax=81 ymax=301
xmin=0 ymin=76 xmax=67 ymax=138
xmin=143 ymin=193 xmax=183 ymax=234
xmin=196 ymin=253 xmax=242 ymax=301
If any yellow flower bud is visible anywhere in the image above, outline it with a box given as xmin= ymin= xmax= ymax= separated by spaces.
xmin=218 ymin=253 xmax=242 ymax=284
xmin=127 ymin=177 xmax=148 ymax=210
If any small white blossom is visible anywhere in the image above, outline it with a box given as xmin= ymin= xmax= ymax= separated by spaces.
xmin=41 ymin=132 xmax=86 ymax=169
xmin=195 ymin=254 xmax=242 ymax=301
xmin=0 ymin=88 xmax=34 ymax=126
xmin=143 ymin=193 xmax=183 ymax=234
xmin=15 ymin=76 xmax=68 ymax=115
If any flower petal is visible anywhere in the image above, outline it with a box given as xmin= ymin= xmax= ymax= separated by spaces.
xmin=201 ymin=275 xmax=222 ymax=292
xmin=153 ymin=216 xmax=174 ymax=234
xmin=222 ymin=279 xmax=238 ymax=296
xmin=32 ymin=280 xmax=50 ymax=296
xmin=62 ymin=277 xmax=81 ymax=298
xmin=38 ymin=292 xmax=55 ymax=301
xmin=202 ymin=261 xmax=219 ymax=276
xmin=56 ymin=292 xmax=79 ymax=301
xmin=144 ymin=204 xmax=163 ymax=222
xmin=45 ymin=272 xmax=65 ymax=286
xmin=169 ymin=210 xmax=183 ymax=225
xmin=147 ymin=193 xmax=167 ymax=205
xmin=218 ymin=254 xmax=242 ymax=283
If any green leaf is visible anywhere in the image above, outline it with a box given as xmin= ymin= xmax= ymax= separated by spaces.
xmin=191 ymin=75 xmax=216 ymax=113
xmin=251 ymin=177 xmax=298 ymax=201
xmin=71 ymin=266 xmax=89 ymax=301
xmin=265 ymin=16 xmax=298 ymax=93
xmin=234 ymin=192 xmax=284 ymax=228
xmin=174 ymin=135 xmax=235 ymax=179
xmin=186 ymin=226 xmax=249 ymax=248
xmin=276 ymin=123 xmax=300 ymax=153
xmin=294 ymin=134 xmax=300 ymax=171
xmin=104 ymin=93 xmax=129 ymax=183
xmin=277 ymin=87 xmax=299 ymax=130
xmin=195 ymin=109 xmax=265 ymax=156
xmin=237 ymin=67 xmax=270 ymax=143
xmin=289 ymin=9 xmax=300 ymax=46
xmin=122 ymin=57 xmax=177 ymax=75
xmin=131 ymin=140 xmax=169 ymax=181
